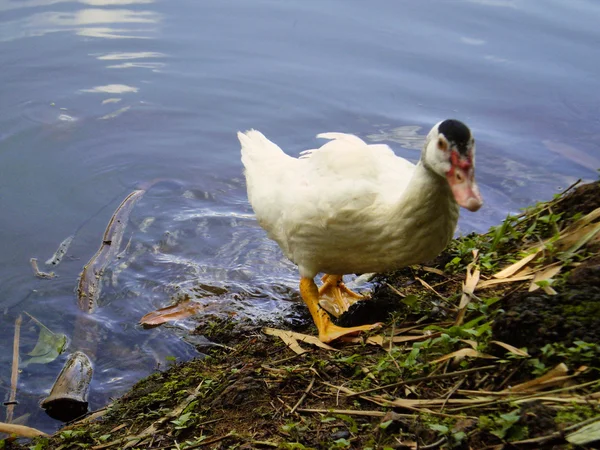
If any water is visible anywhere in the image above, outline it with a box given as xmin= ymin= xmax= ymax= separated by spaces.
xmin=1 ymin=0 xmax=598 ymax=433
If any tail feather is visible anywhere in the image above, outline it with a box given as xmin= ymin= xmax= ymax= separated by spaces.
xmin=238 ymin=129 xmax=290 ymax=168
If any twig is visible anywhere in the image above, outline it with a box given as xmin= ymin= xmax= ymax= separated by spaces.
xmin=415 ymin=277 xmax=449 ymax=303
xmin=290 ymin=376 xmax=315 ymax=414
xmin=183 ymin=431 xmax=237 ymax=449
xmin=385 ymin=282 xmax=405 ymax=298
xmin=297 ymin=408 xmax=393 ymax=418
xmin=440 ymin=377 xmax=465 ymax=411
xmin=348 ymin=365 xmax=498 ymax=397
xmin=6 ymin=315 xmax=22 ymax=423
xmin=421 ymin=436 xmax=447 ymax=449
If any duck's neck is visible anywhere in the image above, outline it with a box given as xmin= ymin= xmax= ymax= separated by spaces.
xmin=393 ymin=161 xmax=459 ymax=235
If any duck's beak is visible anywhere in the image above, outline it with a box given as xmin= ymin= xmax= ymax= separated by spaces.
xmin=446 ymin=166 xmax=483 ymax=212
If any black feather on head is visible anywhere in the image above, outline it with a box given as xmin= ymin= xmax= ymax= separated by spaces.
xmin=438 ymin=119 xmax=472 ymax=155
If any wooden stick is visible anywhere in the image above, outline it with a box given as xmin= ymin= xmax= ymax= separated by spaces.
xmin=0 ymin=422 xmax=48 ymax=438
xmin=290 ymin=376 xmax=315 ymax=414
xmin=347 ymin=364 xmax=498 ymax=397
xmin=6 ymin=315 xmax=22 ymax=423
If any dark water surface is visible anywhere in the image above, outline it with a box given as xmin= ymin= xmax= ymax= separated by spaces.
xmin=1 ymin=0 xmax=599 ymax=433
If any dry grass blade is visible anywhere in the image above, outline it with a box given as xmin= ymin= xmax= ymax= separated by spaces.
xmin=476 ymin=274 xmax=534 ymax=290
xmin=389 ymin=332 xmax=441 ymax=344
xmin=297 ymin=408 xmax=388 ymax=418
xmin=416 ymin=277 xmax=447 ymax=301
xmin=492 ymin=252 xmax=538 ymax=279
xmin=560 ymin=221 xmax=600 ymax=260
xmin=431 ymin=348 xmax=497 ymax=365
xmin=503 ymin=363 xmax=569 ymax=393
xmin=489 ymin=340 xmax=530 ymax=357
xmin=0 ymin=422 xmax=49 ymax=438
xmin=455 ymin=250 xmax=480 ymax=325
xmin=529 ymin=265 xmax=562 ymax=293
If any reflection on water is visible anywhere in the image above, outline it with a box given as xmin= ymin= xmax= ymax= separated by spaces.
xmin=1 ymin=0 xmax=599 ymax=435
xmin=81 ymin=84 xmax=139 ymax=93
xmin=0 ymin=5 xmax=160 ymax=41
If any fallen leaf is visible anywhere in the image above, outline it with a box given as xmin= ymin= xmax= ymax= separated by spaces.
xmin=492 ymin=253 xmax=538 ymax=279
xmin=503 ymin=363 xmax=569 ymax=393
xmin=476 ymin=275 xmax=534 ymax=290
xmin=456 ymin=250 xmax=480 ymax=325
xmin=431 ymin=348 xmax=497 ymax=364
xmin=263 ymin=328 xmax=307 ymax=355
xmin=20 ymin=319 xmax=67 ymax=368
xmin=490 ymin=340 xmax=530 ymax=357
xmin=140 ymin=299 xmax=204 ymax=328
xmin=566 ymin=420 xmax=600 ymax=446
xmin=286 ymin=329 xmax=337 ymax=351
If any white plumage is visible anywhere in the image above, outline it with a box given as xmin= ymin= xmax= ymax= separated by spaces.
xmin=238 ymin=120 xmax=482 ymax=342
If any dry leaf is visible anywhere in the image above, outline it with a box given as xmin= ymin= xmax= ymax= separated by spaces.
xmin=476 ymin=275 xmax=534 ymax=290
xmin=0 ymin=422 xmax=48 ymax=438
xmin=140 ymin=300 xmax=204 ymax=328
xmin=263 ymin=328 xmax=307 ymax=355
xmin=456 ymin=250 xmax=480 ymax=325
xmin=492 ymin=253 xmax=538 ymax=279
xmin=503 ymin=363 xmax=569 ymax=393
xmin=420 ymin=266 xmax=447 ymax=276
xmin=431 ymin=348 xmax=497 ymax=365
xmin=490 ymin=340 xmax=530 ymax=357
xmin=286 ymin=330 xmax=338 ymax=351
xmin=460 ymin=339 xmax=479 ymax=350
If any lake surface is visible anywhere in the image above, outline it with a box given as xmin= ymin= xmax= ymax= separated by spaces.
xmin=1 ymin=0 xmax=598 ymax=434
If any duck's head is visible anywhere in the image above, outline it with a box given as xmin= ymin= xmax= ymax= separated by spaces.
xmin=423 ymin=119 xmax=483 ymax=212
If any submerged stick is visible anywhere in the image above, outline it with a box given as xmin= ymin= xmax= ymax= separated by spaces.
xmin=45 ymin=234 xmax=74 ymax=267
xmin=6 ymin=315 xmax=22 ymax=423
xmin=77 ymin=190 xmax=145 ymax=314
xmin=0 ymin=422 xmax=49 ymax=438
xmin=30 ymin=258 xmax=56 ymax=279
xmin=41 ymin=351 xmax=93 ymax=422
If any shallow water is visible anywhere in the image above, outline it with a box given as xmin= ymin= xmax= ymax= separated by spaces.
xmin=0 ymin=0 xmax=598 ymax=433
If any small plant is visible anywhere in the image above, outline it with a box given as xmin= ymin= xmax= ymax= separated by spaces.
xmin=479 ymin=410 xmax=528 ymax=441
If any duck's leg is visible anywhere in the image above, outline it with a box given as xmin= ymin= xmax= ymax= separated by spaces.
xmin=301 ymin=277 xmax=380 ymax=343
xmin=318 ymin=274 xmax=366 ymax=317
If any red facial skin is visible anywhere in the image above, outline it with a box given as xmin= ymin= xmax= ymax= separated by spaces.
xmin=446 ymin=149 xmax=483 ymax=212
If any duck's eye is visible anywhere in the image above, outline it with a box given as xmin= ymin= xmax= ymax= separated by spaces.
xmin=438 ymin=138 xmax=448 ymax=151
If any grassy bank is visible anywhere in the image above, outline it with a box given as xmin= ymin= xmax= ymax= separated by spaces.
xmin=4 ymin=181 xmax=600 ymax=450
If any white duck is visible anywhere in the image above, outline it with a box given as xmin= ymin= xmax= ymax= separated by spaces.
xmin=238 ymin=119 xmax=482 ymax=343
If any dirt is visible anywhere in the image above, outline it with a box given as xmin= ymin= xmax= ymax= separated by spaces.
xmin=3 ymin=181 xmax=600 ymax=450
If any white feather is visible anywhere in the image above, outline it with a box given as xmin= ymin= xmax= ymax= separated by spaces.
xmin=239 ymin=129 xmax=459 ymax=279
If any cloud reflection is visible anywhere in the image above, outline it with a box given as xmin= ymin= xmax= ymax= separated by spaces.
xmin=81 ymin=84 xmax=139 ymax=93
xmin=97 ymin=52 xmax=165 ymax=60
xmin=95 ymin=51 xmax=166 ymax=70
xmin=0 ymin=0 xmax=154 ymax=11
xmin=0 ymin=7 xmax=161 ymax=41
xmin=466 ymin=0 xmax=518 ymax=7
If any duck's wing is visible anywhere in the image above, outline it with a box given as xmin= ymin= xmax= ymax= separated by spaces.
xmin=305 ymin=132 xmax=416 ymax=204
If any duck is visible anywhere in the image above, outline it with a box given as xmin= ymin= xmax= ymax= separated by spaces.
xmin=238 ymin=119 xmax=483 ymax=343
